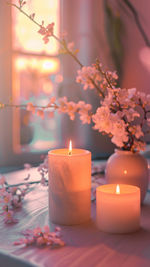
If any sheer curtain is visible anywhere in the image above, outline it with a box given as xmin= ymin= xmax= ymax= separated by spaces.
xmin=0 ymin=1 xmax=13 ymax=168
xmin=0 ymin=1 xmax=41 ymax=169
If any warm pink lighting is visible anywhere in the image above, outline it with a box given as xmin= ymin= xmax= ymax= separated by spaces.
xmin=15 ymin=57 xmax=59 ymax=73
xmin=41 ymin=59 xmax=59 ymax=73
xmin=55 ymin=74 xmax=63 ymax=83
xmin=116 ymin=184 xmax=120 ymax=194
xmin=43 ymin=81 xmax=53 ymax=94
xmin=96 ymin=184 xmax=140 ymax=233
xmin=15 ymin=58 xmax=27 ymax=70
xmin=12 ymin=0 xmax=60 ymax=153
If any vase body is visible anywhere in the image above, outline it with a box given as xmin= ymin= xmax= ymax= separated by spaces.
xmin=106 ymin=150 xmax=149 ymax=203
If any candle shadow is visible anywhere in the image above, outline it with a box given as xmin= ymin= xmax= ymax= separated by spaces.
xmin=50 ymin=202 xmax=150 ymax=261
xmin=11 ymin=202 xmax=150 ymax=266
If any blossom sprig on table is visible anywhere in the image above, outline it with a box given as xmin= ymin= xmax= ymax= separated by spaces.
xmin=37 ymin=156 xmax=49 ymax=185
xmin=0 ymin=161 xmax=47 ymax=224
xmin=0 ymin=161 xmax=50 ymax=223
xmin=0 ymin=175 xmax=29 ymax=223
xmin=14 ymin=225 xmax=65 ymax=248
xmin=7 ymin=1 xmax=150 ymax=151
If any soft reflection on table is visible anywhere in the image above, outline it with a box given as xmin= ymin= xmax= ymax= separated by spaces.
xmin=1 ymin=167 xmax=150 ymax=267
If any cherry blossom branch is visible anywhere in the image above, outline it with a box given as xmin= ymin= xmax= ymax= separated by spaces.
xmin=89 ymin=77 xmax=105 ymax=98
xmin=123 ymin=0 xmax=150 ymax=47
xmin=10 ymin=3 xmax=41 ymax=28
xmin=10 ymin=2 xmax=104 ymax=96
xmin=0 ymin=175 xmax=30 ymax=223
xmin=1 ymin=98 xmax=93 ymax=124
xmin=14 ymin=225 xmax=65 ymax=248
xmin=6 ymin=180 xmax=42 ymax=188
xmin=54 ymin=35 xmax=83 ymax=68
xmin=0 ymin=103 xmax=58 ymax=110
xmin=6 ymin=1 xmax=150 ymax=153
xmin=95 ymin=59 xmax=114 ymax=90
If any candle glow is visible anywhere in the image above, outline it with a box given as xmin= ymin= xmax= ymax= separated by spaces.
xmin=124 ymin=170 xmax=127 ymax=175
xmin=48 ymin=147 xmax=91 ymax=225
xmin=68 ymin=140 xmax=72 ymax=156
xmin=96 ymin=184 xmax=140 ymax=234
xmin=116 ymin=184 xmax=120 ymax=194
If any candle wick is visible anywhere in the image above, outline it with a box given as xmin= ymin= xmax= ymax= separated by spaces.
xmin=68 ymin=140 xmax=72 ymax=156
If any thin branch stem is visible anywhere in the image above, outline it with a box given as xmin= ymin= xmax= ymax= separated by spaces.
xmin=10 ymin=2 xmax=104 ymax=97
xmin=123 ymin=0 xmax=150 ymax=46
xmin=10 ymin=3 xmax=41 ymax=28
xmin=53 ymin=35 xmax=83 ymax=68
xmin=97 ymin=67 xmax=113 ymax=90
xmin=6 ymin=180 xmax=42 ymax=188
xmin=3 ymin=103 xmax=59 ymax=109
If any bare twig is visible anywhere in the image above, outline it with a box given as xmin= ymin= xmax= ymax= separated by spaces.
xmin=6 ymin=180 xmax=42 ymax=188
xmin=123 ymin=0 xmax=150 ymax=46
xmin=9 ymin=2 xmax=104 ymax=97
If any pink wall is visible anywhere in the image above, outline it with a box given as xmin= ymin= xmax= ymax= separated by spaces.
xmin=118 ymin=0 xmax=150 ymax=94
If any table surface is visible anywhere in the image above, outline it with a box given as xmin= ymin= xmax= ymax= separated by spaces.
xmin=1 ymin=165 xmax=150 ymax=267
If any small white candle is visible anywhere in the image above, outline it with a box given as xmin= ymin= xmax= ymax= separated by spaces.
xmin=96 ymin=184 xmax=140 ymax=234
xmin=48 ymin=142 xmax=91 ymax=225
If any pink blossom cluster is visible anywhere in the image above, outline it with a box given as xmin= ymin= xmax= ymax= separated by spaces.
xmin=92 ymin=87 xmax=150 ymax=151
xmin=38 ymin=22 xmax=55 ymax=44
xmin=27 ymin=102 xmax=46 ymax=119
xmin=7 ymin=3 xmax=150 ymax=152
xmin=76 ymin=64 xmax=118 ymax=91
xmin=26 ymin=97 xmax=92 ymax=124
xmin=26 ymin=103 xmax=36 ymax=114
xmin=26 ymin=97 xmax=56 ymax=119
xmin=58 ymin=97 xmax=92 ymax=123
xmin=14 ymin=225 xmax=65 ymax=248
xmin=76 ymin=66 xmax=102 ymax=90
xmin=37 ymin=156 xmax=48 ymax=185
xmin=0 ymin=176 xmax=26 ymax=223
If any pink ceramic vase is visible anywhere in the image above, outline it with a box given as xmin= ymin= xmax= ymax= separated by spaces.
xmin=106 ymin=150 xmax=149 ymax=203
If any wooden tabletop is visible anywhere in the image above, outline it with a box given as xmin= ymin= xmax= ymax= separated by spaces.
xmin=0 ymin=167 xmax=150 ymax=267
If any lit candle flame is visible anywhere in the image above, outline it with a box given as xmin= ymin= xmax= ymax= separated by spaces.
xmin=116 ymin=184 xmax=120 ymax=194
xmin=68 ymin=140 xmax=72 ymax=156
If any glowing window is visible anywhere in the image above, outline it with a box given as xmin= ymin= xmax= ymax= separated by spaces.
xmin=12 ymin=0 xmax=59 ymax=54
xmin=12 ymin=0 xmax=61 ymax=153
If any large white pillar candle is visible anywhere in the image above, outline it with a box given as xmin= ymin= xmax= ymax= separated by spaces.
xmin=96 ymin=184 xmax=140 ymax=234
xmin=48 ymin=147 xmax=91 ymax=225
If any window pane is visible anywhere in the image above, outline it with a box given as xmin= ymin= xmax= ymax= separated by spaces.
xmin=12 ymin=0 xmax=61 ymax=153
xmin=12 ymin=55 xmax=62 ymax=153
xmin=12 ymin=0 xmax=59 ymax=54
